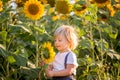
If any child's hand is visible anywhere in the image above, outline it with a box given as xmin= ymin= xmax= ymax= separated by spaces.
xmin=45 ymin=68 xmax=54 ymax=78
xmin=39 ymin=60 xmax=45 ymax=67
xmin=48 ymin=64 xmax=53 ymax=70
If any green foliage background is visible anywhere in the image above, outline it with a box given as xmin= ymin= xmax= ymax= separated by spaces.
xmin=0 ymin=0 xmax=120 ymax=80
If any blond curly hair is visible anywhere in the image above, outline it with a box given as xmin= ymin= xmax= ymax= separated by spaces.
xmin=54 ymin=25 xmax=78 ymax=50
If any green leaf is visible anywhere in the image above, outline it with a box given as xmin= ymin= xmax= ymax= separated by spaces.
xmin=102 ymin=25 xmax=118 ymax=39
xmin=79 ymin=29 xmax=86 ymax=37
xmin=19 ymin=67 xmax=40 ymax=80
xmin=0 ymin=44 xmax=8 ymax=57
xmin=79 ymin=39 xmax=93 ymax=49
xmin=0 ymin=31 xmax=7 ymax=41
xmin=86 ymin=57 xmax=93 ymax=65
xmin=13 ymin=46 xmax=29 ymax=59
xmin=96 ymin=39 xmax=109 ymax=54
xmin=85 ymin=4 xmax=98 ymax=23
xmin=8 ymin=56 xmax=16 ymax=63
xmin=0 ymin=11 xmax=9 ymax=23
xmin=34 ymin=26 xmax=45 ymax=34
xmin=9 ymin=24 xmax=32 ymax=34
xmin=108 ymin=28 xmax=118 ymax=39
xmin=77 ymin=58 xmax=87 ymax=66
xmin=107 ymin=50 xmax=120 ymax=60
xmin=85 ymin=15 xmax=91 ymax=21
xmin=13 ymin=54 xmax=27 ymax=66
xmin=109 ymin=32 xmax=118 ymax=39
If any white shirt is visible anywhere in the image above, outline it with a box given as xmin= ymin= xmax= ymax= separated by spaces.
xmin=52 ymin=51 xmax=78 ymax=75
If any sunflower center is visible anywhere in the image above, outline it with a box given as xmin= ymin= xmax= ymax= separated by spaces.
xmin=43 ymin=48 xmax=50 ymax=59
xmin=28 ymin=4 xmax=39 ymax=15
xmin=76 ymin=5 xmax=86 ymax=11
xmin=56 ymin=1 xmax=71 ymax=14
xmin=101 ymin=14 xmax=107 ymax=19
xmin=95 ymin=0 xmax=108 ymax=3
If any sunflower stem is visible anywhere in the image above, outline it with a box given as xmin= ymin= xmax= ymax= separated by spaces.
xmin=35 ymin=21 xmax=39 ymax=67
xmin=36 ymin=32 xmax=39 ymax=67
xmin=6 ymin=61 xmax=10 ymax=77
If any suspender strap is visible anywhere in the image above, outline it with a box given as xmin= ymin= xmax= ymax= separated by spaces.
xmin=64 ymin=52 xmax=70 ymax=68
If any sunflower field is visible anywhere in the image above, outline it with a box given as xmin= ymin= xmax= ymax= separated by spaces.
xmin=0 ymin=0 xmax=120 ymax=80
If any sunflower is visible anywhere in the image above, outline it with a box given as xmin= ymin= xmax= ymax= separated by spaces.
xmin=110 ymin=10 xmax=115 ymax=17
xmin=73 ymin=0 xmax=87 ymax=16
xmin=16 ymin=0 xmax=28 ymax=3
xmin=49 ymin=7 xmax=55 ymax=14
xmin=0 ymin=1 xmax=3 ymax=12
xmin=90 ymin=0 xmax=110 ymax=7
xmin=97 ymin=14 xmax=107 ymax=22
xmin=55 ymin=0 xmax=73 ymax=14
xmin=52 ymin=15 xmax=59 ymax=21
xmin=24 ymin=0 xmax=44 ymax=20
xmin=40 ymin=0 xmax=47 ymax=4
xmin=60 ymin=15 xmax=67 ymax=20
xmin=16 ymin=0 xmax=28 ymax=7
xmin=40 ymin=0 xmax=55 ymax=7
xmin=107 ymin=4 xmax=116 ymax=17
xmin=115 ymin=0 xmax=119 ymax=2
xmin=100 ymin=14 xmax=107 ymax=21
xmin=41 ymin=42 xmax=55 ymax=64
xmin=114 ymin=4 xmax=120 ymax=9
xmin=47 ymin=0 xmax=55 ymax=7
xmin=74 ymin=4 xmax=87 ymax=16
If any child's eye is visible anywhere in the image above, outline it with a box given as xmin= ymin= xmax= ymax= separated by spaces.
xmin=54 ymin=38 xmax=62 ymax=42
xmin=58 ymin=39 xmax=62 ymax=42
xmin=54 ymin=40 xmax=57 ymax=42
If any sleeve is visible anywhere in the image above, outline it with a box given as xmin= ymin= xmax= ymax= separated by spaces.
xmin=66 ymin=52 xmax=78 ymax=67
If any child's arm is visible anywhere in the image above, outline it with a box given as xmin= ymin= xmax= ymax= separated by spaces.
xmin=47 ymin=63 xmax=53 ymax=70
xmin=46 ymin=64 xmax=75 ymax=78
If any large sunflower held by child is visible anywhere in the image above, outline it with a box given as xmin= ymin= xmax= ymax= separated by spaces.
xmin=41 ymin=42 xmax=55 ymax=64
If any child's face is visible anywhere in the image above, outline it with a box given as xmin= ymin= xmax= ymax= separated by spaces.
xmin=54 ymin=35 xmax=70 ymax=52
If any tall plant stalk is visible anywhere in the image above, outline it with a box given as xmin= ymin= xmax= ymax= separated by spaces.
xmin=6 ymin=62 xmax=10 ymax=77
xmin=89 ymin=22 xmax=95 ymax=62
xmin=34 ymin=21 xmax=39 ymax=67
xmin=35 ymin=31 xmax=39 ymax=67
